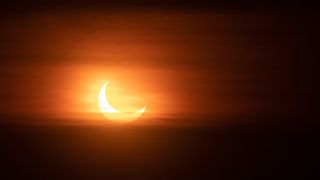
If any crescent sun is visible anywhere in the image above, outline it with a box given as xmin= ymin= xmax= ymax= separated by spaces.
xmin=98 ymin=81 xmax=147 ymax=122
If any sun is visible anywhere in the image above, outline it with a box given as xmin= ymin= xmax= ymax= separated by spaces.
xmin=98 ymin=81 xmax=147 ymax=123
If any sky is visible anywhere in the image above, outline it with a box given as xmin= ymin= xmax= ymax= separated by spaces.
xmin=0 ymin=0 xmax=318 ymax=125
xmin=0 ymin=1 xmax=318 ymax=179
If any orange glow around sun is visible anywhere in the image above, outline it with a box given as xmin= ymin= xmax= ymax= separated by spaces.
xmin=51 ymin=64 xmax=178 ymax=123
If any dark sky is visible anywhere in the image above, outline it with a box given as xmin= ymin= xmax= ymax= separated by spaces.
xmin=0 ymin=0 xmax=318 ymax=125
xmin=0 ymin=0 xmax=318 ymax=10
xmin=0 ymin=1 xmax=319 ymax=179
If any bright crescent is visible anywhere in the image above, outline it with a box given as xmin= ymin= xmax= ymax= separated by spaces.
xmin=98 ymin=81 xmax=147 ymax=122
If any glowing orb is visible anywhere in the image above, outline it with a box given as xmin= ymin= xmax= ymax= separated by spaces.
xmin=98 ymin=81 xmax=147 ymax=123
